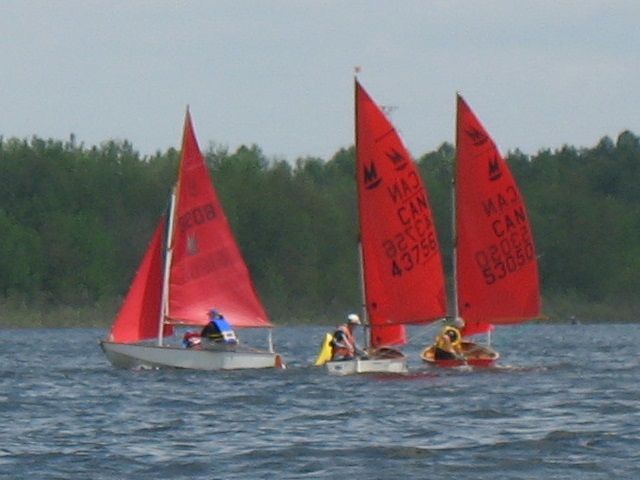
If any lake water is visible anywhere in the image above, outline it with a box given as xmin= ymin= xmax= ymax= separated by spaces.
xmin=0 ymin=323 xmax=638 ymax=479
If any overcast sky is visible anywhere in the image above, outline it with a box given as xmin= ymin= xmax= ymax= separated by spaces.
xmin=2 ymin=1 xmax=639 ymax=161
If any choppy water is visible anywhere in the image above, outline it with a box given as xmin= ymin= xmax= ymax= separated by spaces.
xmin=0 ymin=323 xmax=638 ymax=479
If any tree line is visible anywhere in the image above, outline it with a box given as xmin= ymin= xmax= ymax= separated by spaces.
xmin=1 ymin=130 xmax=639 ymax=325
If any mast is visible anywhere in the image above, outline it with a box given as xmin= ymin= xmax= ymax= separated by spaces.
xmin=452 ymin=94 xmax=461 ymax=322
xmin=157 ymin=188 xmax=177 ymax=346
xmin=354 ymin=76 xmax=370 ymax=349
xmin=357 ymin=239 xmax=370 ymax=349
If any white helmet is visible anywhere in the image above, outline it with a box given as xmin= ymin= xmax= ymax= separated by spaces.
xmin=347 ymin=313 xmax=361 ymax=325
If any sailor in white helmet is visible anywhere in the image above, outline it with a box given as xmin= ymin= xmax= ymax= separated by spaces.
xmin=330 ymin=313 xmax=365 ymax=361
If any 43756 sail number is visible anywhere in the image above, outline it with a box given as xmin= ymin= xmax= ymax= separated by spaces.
xmin=384 ymin=228 xmax=438 ymax=276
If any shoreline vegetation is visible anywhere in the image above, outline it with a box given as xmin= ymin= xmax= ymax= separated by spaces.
xmin=3 ymin=133 xmax=640 ymax=327
xmin=1 ymin=295 xmax=638 ymax=329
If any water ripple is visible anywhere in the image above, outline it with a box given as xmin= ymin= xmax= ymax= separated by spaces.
xmin=0 ymin=325 xmax=639 ymax=479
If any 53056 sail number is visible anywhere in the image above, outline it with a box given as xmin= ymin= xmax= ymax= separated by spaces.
xmin=474 ymin=226 xmax=535 ymax=285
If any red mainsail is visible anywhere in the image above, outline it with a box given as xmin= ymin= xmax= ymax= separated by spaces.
xmin=455 ymin=95 xmax=540 ymax=325
xmin=108 ymin=221 xmax=173 ymax=343
xmin=167 ymin=111 xmax=272 ymax=328
xmin=356 ymin=81 xmax=447 ymax=347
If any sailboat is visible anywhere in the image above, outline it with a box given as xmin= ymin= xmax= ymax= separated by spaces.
xmin=421 ymin=94 xmax=541 ymax=367
xmin=100 ymin=110 xmax=284 ymax=371
xmin=324 ymin=80 xmax=448 ymax=375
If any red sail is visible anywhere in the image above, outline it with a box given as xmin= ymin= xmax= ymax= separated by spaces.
xmin=167 ymin=111 xmax=272 ymax=328
xmin=455 ymin=95 xmax=540 ymax=325
xmin=356 ymin=81 xmax=447 ymax=348
xmin=108 ymin=221 xmax=174 ymax=343
xmin=368 ymin=315 xmax=407 ymax=348
xmin=460 ymin=319 xmax=494 ymax=337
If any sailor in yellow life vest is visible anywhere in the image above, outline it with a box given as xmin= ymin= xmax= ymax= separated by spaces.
xmin=330 ymin=313 xmax=365 ymax=361
xmin=434 ymin=325 xmax=464 ymax=361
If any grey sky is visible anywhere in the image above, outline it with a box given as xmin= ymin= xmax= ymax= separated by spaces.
xmin=2 ymin=1 xmax=638 ymax=161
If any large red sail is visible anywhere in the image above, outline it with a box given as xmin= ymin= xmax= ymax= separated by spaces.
xmin=108 ymin=221 xmax=174 ymax=343
xmin=455 ymin=95 xmax=540 ymax=325
xmin=356 ymin=81 xmax=447 ymax=347
xmin=167 ymin=111 xmax=271 ymax=328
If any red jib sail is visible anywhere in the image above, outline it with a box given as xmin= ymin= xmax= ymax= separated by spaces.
xmin=356 ymin=81 xmax=447 ymax=347
xmin=167 ymin=111 xmax=272 ymax=328
xmin=108 ymin=221 xmax=174 ymax=343
xmin=455 ymin=95 xmax=540 ymax=325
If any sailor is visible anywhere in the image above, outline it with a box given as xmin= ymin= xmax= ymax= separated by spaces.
xmin=434 ymin=325 xmax=463 ymax=361
xmin=182 ymin=330 xmax=202 ymax=348
xmin=201 ymin=309 xmax=239 ymax=345
xmin=330 ymin=313 xmax=364 ymax=361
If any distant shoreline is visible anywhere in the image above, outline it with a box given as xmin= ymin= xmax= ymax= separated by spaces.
xmin=0 ymin=296 xmax=638 ymax=328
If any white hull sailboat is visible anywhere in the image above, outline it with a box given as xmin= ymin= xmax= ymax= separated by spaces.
xmin=323 ymin=80 xmax=447 ymax=375
xmin=101 ymin=342 xmax=282 ymax=371
xmin=100 ymin=110 xmax=284 ymax=371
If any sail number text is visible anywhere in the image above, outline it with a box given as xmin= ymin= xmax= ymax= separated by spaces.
xmin=474 ymin=225 xmax=535 ymax=284
xmin=178 ymin=203 xmax=217 ymax=232
xmin=381 ymin=216 xmax=438 ymax=276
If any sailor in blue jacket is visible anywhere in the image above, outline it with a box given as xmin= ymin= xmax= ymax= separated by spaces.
xmin=201 ymin=309 xmax=238 ymax=344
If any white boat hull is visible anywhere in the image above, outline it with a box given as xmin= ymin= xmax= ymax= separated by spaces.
xmin=325 ymin=348 xmax=408 ymax=375
xmin=100 ymin=341 xmax=284 ymax=371
xmin=326 ymin=357 xmax=407 ymax=375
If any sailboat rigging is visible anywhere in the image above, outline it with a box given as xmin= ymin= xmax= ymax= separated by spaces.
xmin=421 ymin=94 xmax=541 ymax=367
xmin=100 ymin=110 xmax=284 ymax=370
xmin=324 ymin=79 xmax=447 ymax=375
